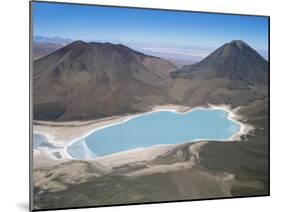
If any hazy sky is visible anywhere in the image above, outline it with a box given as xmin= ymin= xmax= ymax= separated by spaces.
xmin=32 ymin=2 xmax=269 ymax=51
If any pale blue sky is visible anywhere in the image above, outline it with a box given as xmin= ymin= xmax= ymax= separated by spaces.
xmin=32 ymin=2 xmax=269 ymax=52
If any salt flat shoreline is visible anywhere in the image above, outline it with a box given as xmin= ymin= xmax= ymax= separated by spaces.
xmin=33 ymin=104 xmax=253 ymax=167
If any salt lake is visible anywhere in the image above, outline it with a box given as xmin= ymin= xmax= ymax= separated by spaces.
xmin=76 ymin=109 xmax=241 ymax=157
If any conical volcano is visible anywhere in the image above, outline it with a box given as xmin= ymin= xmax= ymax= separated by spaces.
xmin=33 ymin=41 xmax=176 ymax=121
xmin=171 ymin=40 xmax=268 ymax=85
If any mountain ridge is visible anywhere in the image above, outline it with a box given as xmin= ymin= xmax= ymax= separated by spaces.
xmin=171 ymin=40 xmax=268 ymax=85
xmin=33 ymin=40 xmax=177 ymax=121
xmin=33 ymin=40 xmax=268 ymax=121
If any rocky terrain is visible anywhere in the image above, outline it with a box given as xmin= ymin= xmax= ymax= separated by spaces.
xmin=33 ymin=40 xmax=268 ymax=121
xmin=33 ymin=98 xmax=268 ymax=210
xmin=32 ymin=40 xmax=269 ymax=210
xmin=33 ymin=42 xmax=63 ymax=60
xmin=33 ymin=41 xmax=176 ymax=121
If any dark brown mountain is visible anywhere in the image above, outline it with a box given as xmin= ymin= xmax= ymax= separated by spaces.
xmin=168 ymin=40 xmax=268 ymax=107
xmin=33 ymin=41 xmax=269 ymax=209
xmin=171 ymin=40 xmax=268 ymax=85
xmin=33 ymin=40 xmax=268 ymax=121
xmin=33 ymin=41 xmax=176 ymax=121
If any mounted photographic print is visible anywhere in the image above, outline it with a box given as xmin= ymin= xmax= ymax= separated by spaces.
xmin=30 ymin=1 xmax=269 ymax=211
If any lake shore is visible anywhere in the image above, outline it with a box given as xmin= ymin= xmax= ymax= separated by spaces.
xmin=33 ymin=104 xmax=253 ymax=167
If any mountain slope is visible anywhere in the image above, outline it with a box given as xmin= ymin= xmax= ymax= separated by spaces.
xmin=33 ymin=42 xmax=63 ymax=59
xmin=33 ymin=41 xmax=176 ymax=121
xmin=171 ymin=40 xmax=268 ymax=85
xmin=169 ymin=40 xmax=268 ymax=107
xmin=33 ymin=40 xmax=268 ymax=121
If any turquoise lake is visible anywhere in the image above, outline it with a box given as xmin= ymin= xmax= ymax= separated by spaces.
xmin=81 ymin=109 xmax=240 ymax=157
